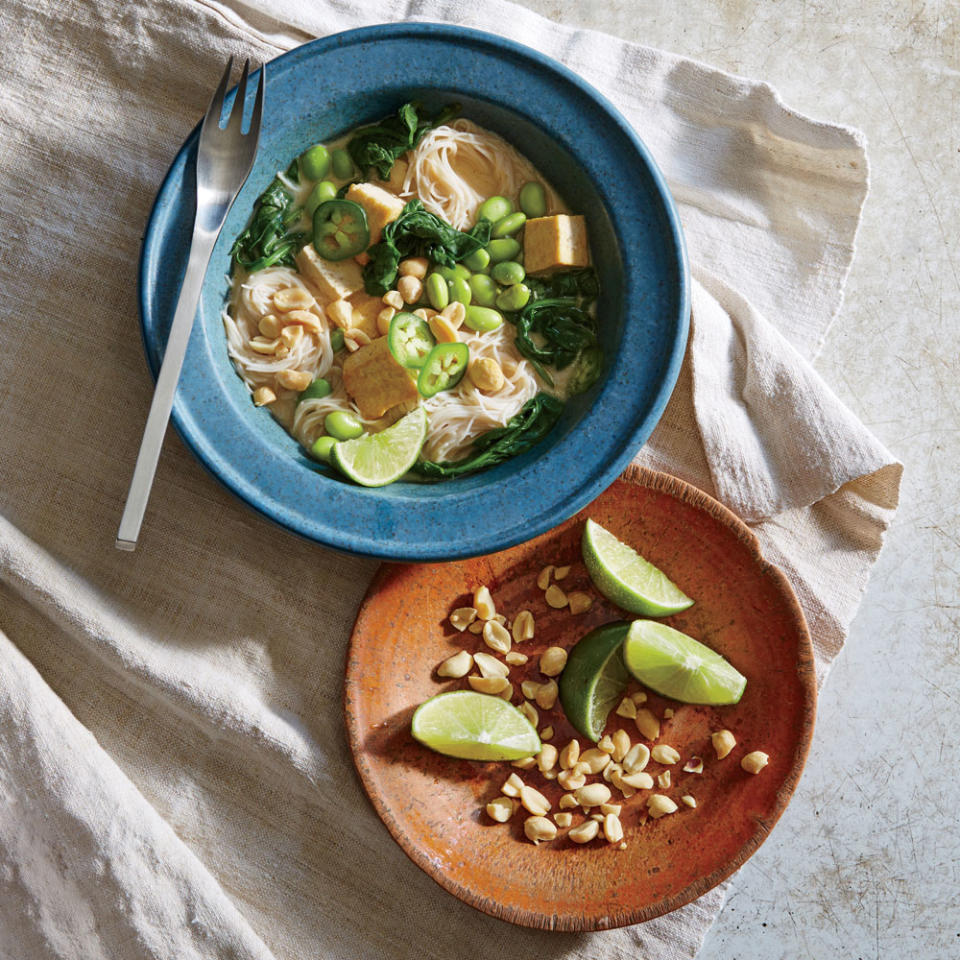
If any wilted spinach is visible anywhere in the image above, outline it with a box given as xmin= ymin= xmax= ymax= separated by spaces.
xmin=525 ymin=267 xmax=599 ymax=304
xmin=510 ymin=298 xmax=598 ymax=386
xmin=362 ymin=199 xmax=492 ymax=295
xmin=229 ymin=160 xmax=307 ymax=273
xmin=412 ymin=394 xmax=563 ymax=479
xmin=348 ymin=101 xmax=460 ymax=180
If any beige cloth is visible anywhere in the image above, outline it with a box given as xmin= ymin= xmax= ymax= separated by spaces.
xmin=0 ymin=1 xmax=900 ymax=958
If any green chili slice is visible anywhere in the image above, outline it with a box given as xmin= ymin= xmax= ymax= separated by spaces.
xmin=417 ymin=342 xmax=469 ymax=398
xmin=388 ymin=312 xmax=436 ymax=369
xmin=311 ymin=199 xmax=370 ymax=261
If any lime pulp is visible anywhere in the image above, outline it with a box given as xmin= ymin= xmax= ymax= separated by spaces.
xmin=623 ymin=619 xmax=746 ymax=705
xmin=581 ymin=518 xmax=694 ymax=617
xmin=411 ymin=690 xmax=541 ymax=761
xmin=331 ymin=406 xmax=427 ymax=487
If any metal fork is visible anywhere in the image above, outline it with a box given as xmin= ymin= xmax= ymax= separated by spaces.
xmin=117 ymin=57 xmax=263 ymax=550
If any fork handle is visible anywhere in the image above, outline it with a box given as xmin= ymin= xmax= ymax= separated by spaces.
xmin=116 ymin=226 xmax=218 ymax=550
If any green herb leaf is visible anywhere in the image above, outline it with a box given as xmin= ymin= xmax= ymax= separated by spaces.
xmin=412 ymin=394 xmax=563 ymax=479
xmin=362 ymin=199 xmax=492 ymax=295
xmin=347 ymin=101 xmax=460 ymax=180
xmin=525 ymin=267 xmax=599 ymax=303
xmin=510 ymin=298 xmax=598 ymax=382
xmin=230 ymin=160 xmax=307 ymax=274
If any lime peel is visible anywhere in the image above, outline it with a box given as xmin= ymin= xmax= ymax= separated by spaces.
xmin=557 ymin=621 xmax=631 ymax=742
xmin=332 ymin=406 xmax=427 ymax=486
xmin=582 ymin=518 xmax=694 ymax=617
xmin=411 ymin=690 xmax=541 ymax=761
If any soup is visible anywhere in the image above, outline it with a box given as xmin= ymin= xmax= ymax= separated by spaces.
xmin=223 ymin=103 xmax=601 ymax=485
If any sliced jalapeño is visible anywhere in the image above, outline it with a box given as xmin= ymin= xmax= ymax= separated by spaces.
xmin=417 ymin=342 xmax=469 ymax=398
xmin=389 ymin=312 xmax=436 ymax=369
xmin=312 ymin=199 xmax=370 ymax=261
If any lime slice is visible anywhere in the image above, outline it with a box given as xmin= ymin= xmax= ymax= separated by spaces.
xmin=411 ymin=690 xmax=541 ymax=760
xmin=623 ymin=620 xmax=746 ymax=705
xmin=557 ymin=622 xmax=631 ymax=742
xmin=582 ymin=518 xmax=694 ymax=616
xmin=332 ymin=406 xmax=427 ymax=487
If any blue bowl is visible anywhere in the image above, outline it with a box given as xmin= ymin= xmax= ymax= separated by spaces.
xmin=139 ymin=23 xmax=689 ymax=561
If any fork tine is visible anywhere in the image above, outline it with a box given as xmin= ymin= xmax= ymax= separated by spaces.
xmin=227 ymin=58 xmax=251 ymax=132
xmin=249 ymin=62 xmax=264 ymax=141
xmin=203 ymin=55 xmax=234 ymax=131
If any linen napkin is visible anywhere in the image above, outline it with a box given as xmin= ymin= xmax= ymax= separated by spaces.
xmin=0 ymin=1 xmax=901 ymax=959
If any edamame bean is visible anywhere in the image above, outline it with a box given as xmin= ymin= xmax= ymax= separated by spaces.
xmin=463 ymin=248 xmax=491 ymax=272
xmin=519 ymin=181 xmax=547 ymax=218
xmin=464 ymin=306 xmax=504 ymax=332
xmin=305 ymin=180 xmax=338 ymax=216
xmin=496 ymin=283 xmax=531 ymax=312
xmin=486 ymin=238 xmax=521 ymax=262
xmin=331 ymin=148 xmax=354 ymax=180
xmin=297 ymin=377 xmax=332 ymax=405
xmin=435 ymin=263 xmax=471 ymax=282
xmin=477 ymin=195 xmax=512 ymax=223
xmin=468 ymin=273 xmax=498 ymax=307
xmin=330 ymin=328 xmax=345 ymax=352
xmin=450 ymin=276 xmax=472 ymax=306
xmin=300 ymin=143 xmax=330 ymax=181
xmin=491 ymin=212 xmax=527 ymax=238
xmin=491 ymin=260 xmax=525 ymax=285
xmin=311 ymin=435 xmax=337 ymax=462
xmin=325 ymin=411 xmax=363 ymax=441
xmin=426 ymin=272 xmax=450 ymax=310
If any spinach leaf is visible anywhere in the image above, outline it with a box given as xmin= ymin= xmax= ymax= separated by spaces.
xmin=510 ymin=298 xmax=598 ymax=384
xmin=362 ymin=199 xmax=492 ymax=295
xmin=347 ymin=101 xmax=460 ymax=180
xmin=412 ymin=394 xmax=564 ymax=479
xmin=230 ymin=160 xmax=307 ymax=274
xmin=525 ymin=267 xmax=599 ymax=303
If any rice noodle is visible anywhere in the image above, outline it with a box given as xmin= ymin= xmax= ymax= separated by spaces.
xmin=401 ymin=119 xmax=563 ymax=228
xmin=222 ymin=118 xmax=563 ymax=467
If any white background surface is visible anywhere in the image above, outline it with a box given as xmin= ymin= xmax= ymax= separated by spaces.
xmin=512 ymin=2 xmax=959 ymax=957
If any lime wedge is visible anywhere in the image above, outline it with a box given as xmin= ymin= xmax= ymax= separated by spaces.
xmin=557 ymin=622 xmax=631 ymax=742
xmin=623 ymin=620 xmax=746 ymax=705
xmin=411 ymin=690 xmax=541 ymax=760
xmin=332 ymin=406 xmax=427 ymax=487
xmin=582 ymin=518 xmax=694 ymax=616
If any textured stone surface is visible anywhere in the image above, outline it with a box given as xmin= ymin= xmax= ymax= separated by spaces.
xmin=515 ymin=1 xmax=959 ymax=956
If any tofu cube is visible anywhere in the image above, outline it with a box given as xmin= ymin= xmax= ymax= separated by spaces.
xmin=346 ymin=182 xmax=405 ymax=247
xmin=295 ymin=243 xmax=363 ymax=303
xmin=341 ymin=337 xmax=419 ymax=419
xmin=523 ymin=214 xmax=590 ymax=274
xmin=346 ymin=291 xmax=383 ymax=341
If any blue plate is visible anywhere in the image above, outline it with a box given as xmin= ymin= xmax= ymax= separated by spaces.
xmin=139 ymin=23 xmax=689 ymax=561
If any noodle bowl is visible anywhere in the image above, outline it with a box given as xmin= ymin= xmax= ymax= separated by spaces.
xmin=223 ymin=104 xmax=600 ymax=484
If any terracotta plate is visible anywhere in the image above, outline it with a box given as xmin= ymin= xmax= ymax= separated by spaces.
xmin=344 ymin=467 xmax=816 ymax=930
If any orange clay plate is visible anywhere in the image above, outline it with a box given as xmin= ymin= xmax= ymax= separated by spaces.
xmin=344 ymin=467 xmax=816 ymax=931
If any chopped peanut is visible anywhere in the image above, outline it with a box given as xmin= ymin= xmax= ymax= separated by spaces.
xmin=436 ymin=650 xmax=472 ymax=678
xmin=524 ymin=816 xmax=557 ymax=844
xmin=252 ymin=386 xmax=276 ymax=406
xmin=539 ymin=646 xmax=567 ymax=677
xmin=468 ymin=357 xmax=505 ymax=393
xmin=635 ymin=708 xmax=660 ymax=741
xmin=276 ymin=369 xmax=312 ymax=392
xmin=712 ymin=729 xmax=736 ymax=760
xmin=567 ymin=591 xmax=593 ymax=614
xmin=448 ymin=607 xmax=477 ymax=631
xmin=741 ymin=751 xmax=769 ymax=774
xmin=511 ymin=610 xmax=535 ymax=642
xmin=397 ymin=275 xmax=423 ymax=304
